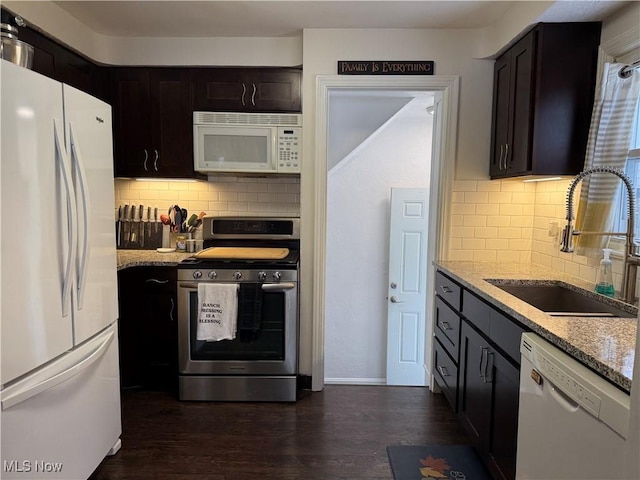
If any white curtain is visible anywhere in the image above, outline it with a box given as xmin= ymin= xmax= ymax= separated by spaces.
xmin=575 ymin=63 xmax=640 ymax=256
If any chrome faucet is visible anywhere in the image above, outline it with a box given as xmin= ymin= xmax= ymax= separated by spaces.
xmin=561 ymin=166 xmax=640 ymax=305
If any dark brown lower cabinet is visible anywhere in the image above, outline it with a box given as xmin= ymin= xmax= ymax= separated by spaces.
xmin=458 ymin=320 xmax=520 ymax=480
xmin=117 ymin=266 xmax=177 ymax=391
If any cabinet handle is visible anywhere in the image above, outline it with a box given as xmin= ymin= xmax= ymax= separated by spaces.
xmin=437 ymin=366 xmax=450 ymax=377
xmin=251 ymin=83 xmax=256 ymax=106
xmin=440 ymin=321 xmax=452 ymax=331
xmin=145 ymin=278 xmax=169 ymax=284
xmin=479 ymin=347 xmax=488 ymax=381
xmin=241 ymin=83 xmax=246 ymax=106
xmin=498 ymin=144 xmax=504 ymax=170
xmin=484 ymin=352 xmax=494 ymax=383
xmin=169 ymin=297 xmax=174 ymax=322
xmin=504 ymin=143 xmax=509 ymax=170
xmin=440 ymin=285 xmax=452 ymax=294
xmin=143 ymin=149 xmax=148 ymax=171
xmin=153 ymin=149 xmax=159 ymax=171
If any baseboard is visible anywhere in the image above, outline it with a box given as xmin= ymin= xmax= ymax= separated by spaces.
xmin=324 ymin=377 xmax=386 ymax=385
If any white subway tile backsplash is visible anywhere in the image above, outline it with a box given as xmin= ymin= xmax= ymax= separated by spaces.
xmin=498 ymin=227 xmax=522 ymax=239
xmin=474 ymin=227 xmax=498 ymax=239
xmin=499 ymin=204 xmax=523 ymax=216
xmin=523 ymin=204 xmax=535 ymax=216
xmin=488 ymin=191 xmax=513 ymax=204
xmin=449 ymin=250 xmax=474 ymax=261
xmin=473 ymin=250 xmax=497 ymax=262
xmin=487 ymin=216 xmax=511 ymax=227
xmin=500 ymin=181 xmax=525 ymax=192
xmin=451 ymin=226 xmax=475 ymax=238
xmin=451 ymin=203 xmax=476 ymax=215
xmin=454 ymin=180 xmax=477 ymax=191
xmin=476 ymin=204 xmax=500 ymax=215
xmin=512 ymin=192 xmax=535 ymax=204
xmin=463 ymin=215 xmax=487 ymax=227
xmin=551 ymin=257 xmax=566 ymax=272
xmin=496 ymin=251 xmax=522 ymax=263
xmin=238 ymin=192 xmax=258 ymax=202
xmin=579 ymin=264 xmax=598 ymax=283
xmin=450 ymin=176 xmax=629 ymax=291
xmin=115 ymin=177 xmax=301 ymax=219
xmin=492 ymin=239 xmax=510 ymax=250
xmin=509 ymin=238 xmax=532 ymax=251
xmin=477 ymin=181 xmax=501 ymax=192
xmin=452 ymin=191 xmax=465 ymax=203
xmin=199 ymin=191 xmax=219 ymax=201
xmin=219 ymin=191 xmax=239 ymax=202
xmin=464 ymin=191 xmax=489 ymax=204
xmin=178 ymin=190 xmax=199 ymax=201
xmin=511 ymin=216 xmax=533 ymax=228
xmin=462 ymin=238 xmax=486 ymax=250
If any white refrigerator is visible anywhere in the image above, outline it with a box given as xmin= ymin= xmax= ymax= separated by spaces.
xmin=0 ymin=60 xmax=121 ymax=479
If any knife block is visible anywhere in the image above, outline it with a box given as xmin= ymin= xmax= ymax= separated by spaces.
xmin=116 ymin=221 xmax=164 ymax=250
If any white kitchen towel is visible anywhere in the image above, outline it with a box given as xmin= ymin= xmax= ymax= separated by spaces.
xmin=197 ymin=283 xmax=239 ymax=341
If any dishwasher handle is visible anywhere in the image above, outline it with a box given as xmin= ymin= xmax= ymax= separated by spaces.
xmin=548 ymin=380 xmax=581 ymax=413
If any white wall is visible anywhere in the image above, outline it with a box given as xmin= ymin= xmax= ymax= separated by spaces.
xmin=327 ymin=93 xmax=412 ymax=170
xmin=300 ymin=27 xmax=495 ymax=376
xmin=325 ymin=97 xmax=432 ymax=383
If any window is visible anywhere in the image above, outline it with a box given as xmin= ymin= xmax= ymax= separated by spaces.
xmin=611 ymin=71 xmax=640 ymax=246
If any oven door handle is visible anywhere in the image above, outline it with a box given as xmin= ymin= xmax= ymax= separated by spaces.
xmin=179 ymin=282 xmax=295 ymax=291
xmin=262 ymin=282 xmax=296 ymax=291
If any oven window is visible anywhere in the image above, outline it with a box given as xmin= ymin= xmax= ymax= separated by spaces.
xmin=188 ymin=288 xmax=285 ymax=361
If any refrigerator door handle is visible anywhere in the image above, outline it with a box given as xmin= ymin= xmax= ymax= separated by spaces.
xmin=1 ymin=329 xmax=115 ymax=410
xmin=69 ymin=123 xmax=91 ymax=310
xmin=54 ymin=119 xmax=77 ymax=318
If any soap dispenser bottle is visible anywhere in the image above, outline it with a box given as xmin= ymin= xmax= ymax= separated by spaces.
xmin=595 ymin=248 xmax=615 ymax=297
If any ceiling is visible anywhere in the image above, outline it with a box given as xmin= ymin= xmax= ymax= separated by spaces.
xmin=49 ymin=1 xmax=628 ymax=38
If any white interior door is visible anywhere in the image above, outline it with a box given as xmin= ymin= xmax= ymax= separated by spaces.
xmin=386 ymin=187 xmax=429 ymax=386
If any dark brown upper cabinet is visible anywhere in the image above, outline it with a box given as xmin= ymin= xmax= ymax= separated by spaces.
xmin=490 ymin=22 xmax=601 ymax=179
xmin=191 ymin=67 xmax=302 ymax=113
xmin=4 ymin=9 xmax=108 ymax=102
xmin=111 ymin=68 xmax=195 ymax=178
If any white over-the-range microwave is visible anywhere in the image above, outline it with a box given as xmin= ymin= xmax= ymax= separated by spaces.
xmin=193 ymin=112 xmax=302 ymax=174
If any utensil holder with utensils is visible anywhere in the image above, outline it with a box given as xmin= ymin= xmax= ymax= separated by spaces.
xmin=116 ymin=204 xmax=205 ymax=250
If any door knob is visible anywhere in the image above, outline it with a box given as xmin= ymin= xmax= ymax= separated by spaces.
xmin=390 ymin=282 xmax=397 ymax=289
xmin=390 ymin=296 xmax=404 ymax=304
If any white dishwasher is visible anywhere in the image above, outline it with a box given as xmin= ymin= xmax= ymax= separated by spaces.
xmin=516 ymin=332 xmax=631 ymax=479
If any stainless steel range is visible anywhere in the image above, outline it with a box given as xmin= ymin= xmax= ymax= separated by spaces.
xmin=177 ymin=217 xmax=299 ymax=402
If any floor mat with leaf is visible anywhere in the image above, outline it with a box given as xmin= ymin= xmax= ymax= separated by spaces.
xmin=386 ymin=445 xmax=491 ymax=480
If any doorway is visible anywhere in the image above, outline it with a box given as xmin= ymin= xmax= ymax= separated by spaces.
xmin=312 ymin=75 xmax=460 ymax=391
xmin=324 ymin=93 xmax=434 ymax=385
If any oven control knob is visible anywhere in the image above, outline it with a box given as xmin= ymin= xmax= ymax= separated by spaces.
xmin=208 ymin=271 xmax=217 ymax=280
xmin=258 ymin=271 xmax=267 ymax=281
xmin=273 ymin=271 xmax=282 ymax=281
xmin=193 ymin=270 xmax=202 ymax=279
xmin=233 ymin=271 xmax=243 ymax=280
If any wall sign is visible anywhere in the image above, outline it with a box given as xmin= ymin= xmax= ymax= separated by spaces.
xmin=337 ymin=61 xmax=434 ymax=75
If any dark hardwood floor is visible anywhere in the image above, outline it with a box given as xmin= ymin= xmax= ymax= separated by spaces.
xmin=90 ymin=385 xmax=470 ymax=480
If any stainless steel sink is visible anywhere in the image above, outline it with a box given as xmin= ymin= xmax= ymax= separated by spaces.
xmin=485 ymin=280 xmax=636 ymax=318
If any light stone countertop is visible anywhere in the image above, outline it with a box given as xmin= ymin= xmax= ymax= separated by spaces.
xmin=117 ymin=249 xmax=192 ymax=270
xmin=435 ymin=261 xmax=637 ymax=393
